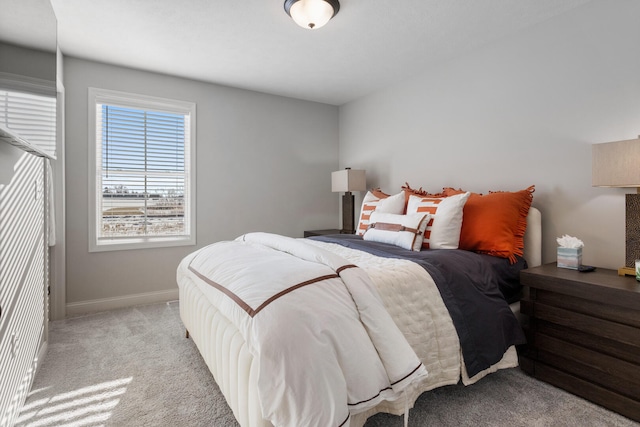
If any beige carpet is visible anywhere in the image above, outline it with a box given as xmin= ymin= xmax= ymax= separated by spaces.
xmin=15 ymin=302 xmax=638 ymax=426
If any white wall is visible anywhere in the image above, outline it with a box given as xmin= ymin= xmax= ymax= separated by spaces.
xmin=339 ymin=0 xmax=640 ymax=269
xmin=64 ymin=57 xmax=339 ymax=309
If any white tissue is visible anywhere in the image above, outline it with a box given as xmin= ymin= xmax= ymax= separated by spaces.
xmin=556 ymin=234 xmax=584 ymax=249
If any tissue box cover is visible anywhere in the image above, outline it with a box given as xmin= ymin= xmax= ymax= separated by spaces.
xmin=557 ymin=247 xmax=582 ymax=269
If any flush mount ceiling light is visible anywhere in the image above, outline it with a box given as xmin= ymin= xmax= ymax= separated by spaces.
xmin=284 ymin=0 xmax=340 ymax=30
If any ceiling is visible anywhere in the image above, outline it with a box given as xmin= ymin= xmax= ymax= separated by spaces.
xmin=0 ymin=0 xmax=57 ymax=53
xmin=5 ymin=0 xmax=593 ymax=105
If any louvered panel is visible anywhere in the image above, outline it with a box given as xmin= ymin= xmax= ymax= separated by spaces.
xmin=0 ymin=153 xmax=45 ymax=427
xmin=0 ymin=164 xmax=43 ymax=305
xmin=0 ymin=90 xmax=56 ymax=158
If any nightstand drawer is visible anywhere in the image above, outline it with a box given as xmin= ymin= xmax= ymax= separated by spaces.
xmin=534 ymin=320 xmax=640 ymax=365
xmin=534 ymin=334 xmax=640 ymax=400
xmin=533 ymin=302 xmax=640 ymax=347
xmin=533 ymin=289 xmax=640 ymax=328
xmin=534 ymin=363 xmax=640 ymax=422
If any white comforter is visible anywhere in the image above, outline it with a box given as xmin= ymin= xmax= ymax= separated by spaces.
xmin=179 ymin=232 xmax=427 ymax=427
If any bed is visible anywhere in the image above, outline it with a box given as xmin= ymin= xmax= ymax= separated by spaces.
xmin=177 ymin=187 xmax=541 ymax=427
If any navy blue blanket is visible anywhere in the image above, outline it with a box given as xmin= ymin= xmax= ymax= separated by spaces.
xmin=311 ymin=234 xmax=526 ymax=377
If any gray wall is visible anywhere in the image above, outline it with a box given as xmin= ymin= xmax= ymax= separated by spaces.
xmin=0 ymin=42 xmax=56 ymax=82
xmin=64 ymin=57 xmax=339 ymax=306
xmin=339 ymin=0 xmax=640 ymax=270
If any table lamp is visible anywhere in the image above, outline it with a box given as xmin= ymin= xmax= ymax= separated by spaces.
xmin=592 ymin=137 xmax=640 ymax=276
xmin=331 ymin=168 xmax=366 ymax=234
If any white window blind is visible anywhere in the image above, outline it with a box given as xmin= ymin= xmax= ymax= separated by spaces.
xmin=0 ymin=89 xmax=57 ymax=158
xmin=89 ymin=88 xmax=196 ymax=251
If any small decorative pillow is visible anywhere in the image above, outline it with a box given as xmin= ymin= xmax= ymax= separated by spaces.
xmin=363 ymin=212 xmax=431 ymax=251
xmin=406 ymin=192 xmax=470 ymax=249
xmin=401 ymin=182 xmax=447 ymax=212
xmin=355 ymin=191 xmax=406 ymax=235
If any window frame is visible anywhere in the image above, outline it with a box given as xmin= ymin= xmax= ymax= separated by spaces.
xmin=88 ymin=87 xmax=196 ymax=252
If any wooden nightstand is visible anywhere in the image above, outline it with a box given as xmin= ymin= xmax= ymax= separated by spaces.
xmin=303 ymin=229 xmax=342 ymax=238
xmin=519 ymin=263 xmax=640 ymax=421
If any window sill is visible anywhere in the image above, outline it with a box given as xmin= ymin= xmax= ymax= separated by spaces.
xmin=89 ymin=235 xmax=196 ymax=252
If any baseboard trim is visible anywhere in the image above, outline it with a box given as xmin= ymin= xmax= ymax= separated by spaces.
xmin=36 ymin=340 xmax=48 ymax=377
xmin=66 ymin=289 xmax=179 ymax=317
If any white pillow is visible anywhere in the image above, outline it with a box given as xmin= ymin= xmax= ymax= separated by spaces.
xmin=406 ymin=192 xmax=470 ymax=249
xmin=362 ymin=212 xmax=431 ymax=251
xmin=355 ymin=191 xmax=405 ymax=235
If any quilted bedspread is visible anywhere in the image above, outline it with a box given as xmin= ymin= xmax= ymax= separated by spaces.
xmin=310 ymin=235 xmax=526 ymax=379
xmin=180 ymin=232 xmax=428 ymax=427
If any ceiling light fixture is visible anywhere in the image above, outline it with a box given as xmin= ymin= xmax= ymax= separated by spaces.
xmin=284 ymin=0 xmax=340 ymax=30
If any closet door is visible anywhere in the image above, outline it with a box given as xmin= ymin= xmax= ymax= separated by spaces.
xmin=0 ymin=149 xmax=46 ymax=427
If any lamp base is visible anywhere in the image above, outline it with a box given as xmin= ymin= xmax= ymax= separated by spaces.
xmin=341 ymin=192 xmax=355 ymax=235
xmin=625 ymin=193 xmax=640 ymax=269
xmin=617 ymin=266 xmax=635 ymax=277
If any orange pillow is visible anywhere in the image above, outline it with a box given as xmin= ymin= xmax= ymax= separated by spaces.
xmin=445 ymin=185 xmax=535 ymax=263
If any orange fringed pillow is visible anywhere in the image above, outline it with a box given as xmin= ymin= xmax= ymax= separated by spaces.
xmin=444 ymin=185 xmax=535 ymax=263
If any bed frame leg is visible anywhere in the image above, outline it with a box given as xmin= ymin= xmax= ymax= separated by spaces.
xmin=185 ymin=329 xmax=190 ymax=339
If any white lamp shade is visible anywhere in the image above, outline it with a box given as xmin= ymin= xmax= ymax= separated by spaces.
xmin=332 ymin=169 xmax=366 ymax=193
xmin=592 ymin=138 xmax=640 ymax=187
xmin=288 ymin=0 xmax=337 ymax=29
